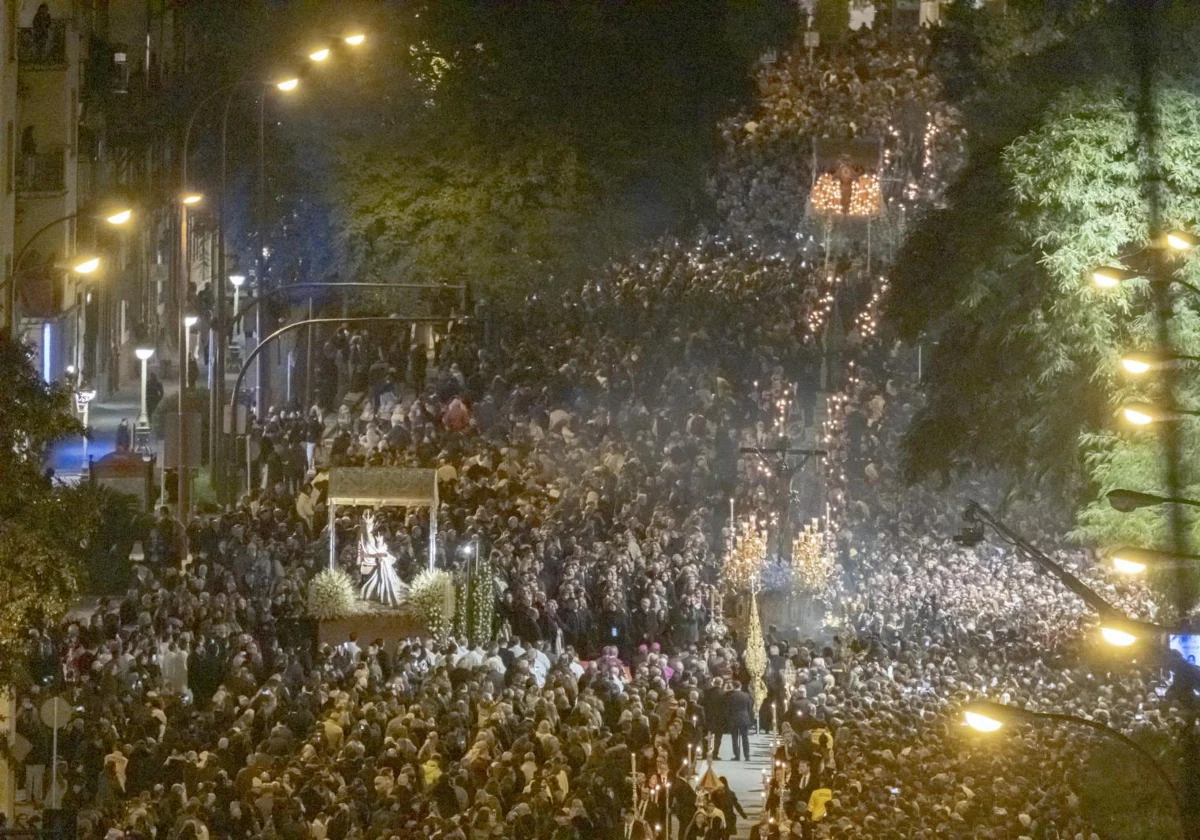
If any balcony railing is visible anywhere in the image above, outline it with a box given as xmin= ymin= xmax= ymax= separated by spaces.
xmin=18 ymin=20 xmax=67 ymax=67
xmin=18 ymin=145 xmax=66 ymax=194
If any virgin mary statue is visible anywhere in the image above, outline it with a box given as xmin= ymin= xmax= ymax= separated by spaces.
xmin=358 ymin=511 xmax=406 ymax=606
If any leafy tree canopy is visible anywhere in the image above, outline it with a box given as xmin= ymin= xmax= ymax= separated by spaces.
xmin=0 ymin=337 xmax=99 ymax=686
xmin=288 ymin=0 xmax=795 ymax=305
xmin=887 ymin=2 xmax=1200 ymax=564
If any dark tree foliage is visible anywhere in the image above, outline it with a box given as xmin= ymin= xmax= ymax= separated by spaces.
xmin=0 ymin=337 xmax=96 ymax=686
xmin=887 ymin=1 xmax=1200 ymax=570
xmin=284 ymin=0 xmax=795 ymax=304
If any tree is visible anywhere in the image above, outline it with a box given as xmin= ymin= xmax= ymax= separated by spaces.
xmin=0 ymin=337 xmax=95 ymax=686
xmin=288 ymin=1 xmax=794 ymax=306
xmin=888 ymin=3 xmax=1200 ymax=568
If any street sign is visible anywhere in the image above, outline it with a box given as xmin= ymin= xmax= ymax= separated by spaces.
xmin=39 ymin=697 xmax=72 ymax=730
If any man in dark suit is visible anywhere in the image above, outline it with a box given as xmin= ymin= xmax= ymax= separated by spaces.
xmin=726 ymin=680 xmax=754 ymax=761
xmin=702 ymin=677 xmax=728 ymax=760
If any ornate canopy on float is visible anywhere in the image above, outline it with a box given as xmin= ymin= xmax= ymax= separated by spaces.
xmin=327 ymin=467 xmax=439 ymax=571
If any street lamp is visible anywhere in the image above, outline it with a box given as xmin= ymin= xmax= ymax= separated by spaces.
xmin=1093 ymin=265 xmax=1139 ymax=288
xmin=3 ymin=204 xmax=133 ymax=335
xmin=177 ymin=195 xmax=204 ymax=518
xmin=75 ymin=387 xmax=96 ymax=470
xmin=1099 ymin=624 xmax=1139 ymax=647
xmin=229 ymin=274 xmax=246 ymax=318
xmin=962 ymin=700 xmax=1182 ymax=824
xmin=276 ymin=77 xmax=300 ymax=92
xmin=344 ymin=33 xmax=366 ymax=46
xmin=1166 ymin=230 xmax=1200 ymax=252
xmin=72 ymin=256 xmax=101 ymax=275
xmin=135 ymin=345 xmax=154 ymax=429
xmin=1107 ymin=488 xmax=1200 ymax=512
xmin=1091 ymin=260 xmax=1200 ymax=295
xmin=308 ymin=47 xmax=331 ymax=62
xmin=1109 ymin=547 xmax=1200 ymax=574
xmin=1119 ymin=351 xmax=1200 ymax=375
xmin=1095 ymin=615 xmax=1164 ymax=648
xmin=1121 ymin=402 xmax=1200 ymax=426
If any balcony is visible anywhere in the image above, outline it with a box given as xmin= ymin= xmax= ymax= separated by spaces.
xmin=18 ymin=20 xmax=68 ymax=68
xmin=18 ymin=145 xmax=66 ymax=194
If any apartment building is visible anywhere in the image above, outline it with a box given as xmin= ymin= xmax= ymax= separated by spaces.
xmin=0 ymin=0 xmax=187 ymax=391
xmin=12 ymin=0 xmax=84 ymax=381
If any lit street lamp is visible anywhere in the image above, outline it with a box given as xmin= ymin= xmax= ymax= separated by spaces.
xmin=75 ymin=386 xmax=96 ymax=470
xmin=134 ymin=344 xmax=155 ymax=460
xmin=1 ymin=204 xmax=131 ymax=335
xmin=177 ymin=195 xmax=204 ymax=518
xmin=1121 ymin=402 xmax=1200 ymax=426
xmin=1093 ymin=265 xmax=1140 ymax=288
xmin=1167 ymin=230 xmax=1200 ymax=252
xmin=1119 ymin=351 xmax=1200 ymax=375
xmin=962 ymin=699 xmax=1181 ymax=816
xmin=1108 ymin=547 xmax=1200 ymax=575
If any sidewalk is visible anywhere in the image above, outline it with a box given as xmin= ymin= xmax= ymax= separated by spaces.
xmin=44 ymin=374 xmax=180 ymax=481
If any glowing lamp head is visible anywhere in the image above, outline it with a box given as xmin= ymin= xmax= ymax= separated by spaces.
xmin=1100 ymin=625 xmax=1138 ymax=647
xmin=73 ymin=257 xmax=101 ymax=274
xmin=229 ymin=274 xmax=246 ymax=288
xmin=1167 ymin=231 xmax=1199 ymax=252
xmin=184 ymin=315 xmax=199 ymax=329
xmin=1122 ymin=404 xmax=1159 ymax=426
xmin=276 ymin=77 xmax=300 ymax=93
xmin=135 ymin=346 xmax=155 ymax=361
xmin=963 ymin=710 xmax=1004 ymax=733
xmin=344 ymin=33 xmax=366 ymax=46
xmin=309 ymin=48 xmax=331 ymax=62
xmin=182 ymin=193 xmax=203 ymax=206
xmin=1092 ymin=266 xmax=1134 ymax=288
xmin=105 ymin=209 xmax=133 ymax=225
xmin=1120 ymin=356 xmax=1153 ymax=375
xmin=1111 ymin=555 xmax=1148 ymax=575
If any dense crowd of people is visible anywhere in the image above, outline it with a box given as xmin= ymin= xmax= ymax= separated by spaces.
xmin=8 ymin=19 xmax=1193 ymax=840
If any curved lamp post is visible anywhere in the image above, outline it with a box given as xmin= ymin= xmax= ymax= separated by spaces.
xmin=1 ymin=206 xmax=131 ymax=335
xmin=963 ymin=700 xmax=1181 ymax=822
xmin=228 ymin=314 xmax=464 ymax=498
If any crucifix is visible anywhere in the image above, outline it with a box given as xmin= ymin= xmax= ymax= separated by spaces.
xmin=740 ymin=435 xmax=826 ymax=563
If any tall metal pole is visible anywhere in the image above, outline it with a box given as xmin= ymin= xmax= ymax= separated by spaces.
xmin=255 ymin=90 xmax=267 ymax=418
xmin=1128 ymin=5 xmax=1200 ymax=837
xmin=211 ymin=92 xmax=235 ymax=503
xmin=177 ymin=201 xmax=190 ymax=518
xmin=305 ymin=295 xmax=314 ymax=409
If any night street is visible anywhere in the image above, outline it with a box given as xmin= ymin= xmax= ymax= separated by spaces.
xmin=1 ymin=2 xmax=1199 ymax=839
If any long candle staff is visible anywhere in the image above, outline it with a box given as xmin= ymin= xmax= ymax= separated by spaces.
xmin=632 ymin=752 xmax=638 ymax=812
